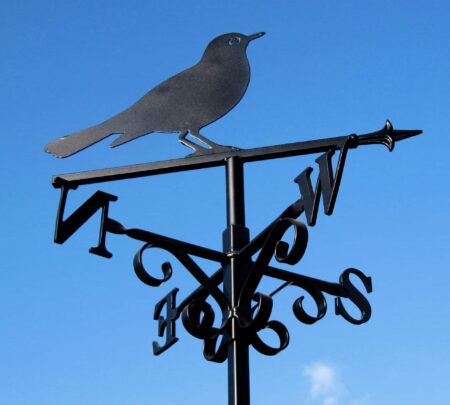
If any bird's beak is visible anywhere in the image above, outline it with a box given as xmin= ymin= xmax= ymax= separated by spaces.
xmin=247 ymin=32 xmax=266 ymax=42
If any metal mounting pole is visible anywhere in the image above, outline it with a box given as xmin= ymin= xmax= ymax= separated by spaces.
xmin=223 ymin=157 xmax=251 ymax=405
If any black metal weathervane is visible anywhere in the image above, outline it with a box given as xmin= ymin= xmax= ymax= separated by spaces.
xmin=46 ymin=32 xmax=421 ymax=405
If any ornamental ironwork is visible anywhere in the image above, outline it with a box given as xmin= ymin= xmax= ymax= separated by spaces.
xmin=46 ymin=32 xmax=421 ymax=405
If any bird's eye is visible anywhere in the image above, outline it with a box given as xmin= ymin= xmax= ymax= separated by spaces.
xmin=228 ymin=37 xmax=241 ymax=46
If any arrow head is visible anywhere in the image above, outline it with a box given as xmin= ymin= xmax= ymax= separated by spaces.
xmin=356 ymin=120 xmax=422 ymax=152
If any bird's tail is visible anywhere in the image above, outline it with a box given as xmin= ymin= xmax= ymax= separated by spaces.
xmin=45 ymin=123 xmax=113 ymax=158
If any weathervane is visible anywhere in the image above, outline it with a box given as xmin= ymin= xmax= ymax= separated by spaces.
xmin=46 ymin=32 xmax=422 ymax=405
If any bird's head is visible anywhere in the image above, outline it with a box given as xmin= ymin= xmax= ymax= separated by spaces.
xmin=202 ymin=32 xmax=265 ymax=62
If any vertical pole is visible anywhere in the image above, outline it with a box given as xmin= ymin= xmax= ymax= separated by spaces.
xmin=223 ymin=157 xmax=251 ymax=405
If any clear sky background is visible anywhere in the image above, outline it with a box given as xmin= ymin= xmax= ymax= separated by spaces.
xmin=1 ymin=1 xmax=449 ymax=404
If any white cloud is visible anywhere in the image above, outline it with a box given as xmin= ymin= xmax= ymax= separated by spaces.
xmin=303 ymin=362 xmax=342 ymax=405
xmin=302 ymin=362 xmax=371 ymax=405
xmin=323 ymin=397 xmax=338 ymax=405
xmin=303 ymin=362 xmax=370 ymax=405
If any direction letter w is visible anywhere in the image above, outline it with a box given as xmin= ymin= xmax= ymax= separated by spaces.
xmin=294 ymin=149 xmax=347 ymax=226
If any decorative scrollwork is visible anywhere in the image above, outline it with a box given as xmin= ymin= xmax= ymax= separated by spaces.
xmin=246 ymin=293 xmax=290 ymax=356
xmin=131 ymin=221 xmax=372 ymax=361
xmin=180 ymin=298 xmax=229 ymax=362
xmin=239 ymin=217 xmax=309 ymax=309
xmin=182 ymin=299 xmax=218 ymax=340
xmin=203 ymin=333 xmax=228 ymax=363
xmin=251 ymin=320 xmax=290 ymax=356
xmin=133 ymin=240 xmax=228 ymax=310
xmin=234 ymin=218 xmax=308 ymax=355
xmin=244 ymin=293 xmax=273 ymax=331
xmin=133 ymin=239 xmax=232 ymax=361
xmin=134 ymin=243 xmax=172 ymax=286
xmin=291 ymin=279 xmax=327 ymax=325
xmin=231 ymin=217 xmax=373 ymax=357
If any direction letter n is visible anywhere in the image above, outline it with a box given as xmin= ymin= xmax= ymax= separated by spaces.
xmin=54 ymin=186 xmax=118 ymax=258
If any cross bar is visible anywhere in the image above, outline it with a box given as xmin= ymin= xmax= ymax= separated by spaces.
xmin=52 ymin=122 xmax=421 ymax=188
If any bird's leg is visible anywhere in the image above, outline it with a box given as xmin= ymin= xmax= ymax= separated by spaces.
xmin=178 ymin=131 xmax=210 ymax=154
xmin=188 ymin=130 xmax=240 ymax=154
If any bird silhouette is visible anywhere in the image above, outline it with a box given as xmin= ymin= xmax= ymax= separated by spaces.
xmin=45 ymin=32 xmax=265 ymax=158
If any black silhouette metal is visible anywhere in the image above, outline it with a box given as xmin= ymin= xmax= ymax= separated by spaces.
xmin=49 ymin=120 xmax=421 ymax=405
xmin=44 ymin=32 xmax=265 ymax=158
xmin=51 ymin=119 xmax=418 ymax=187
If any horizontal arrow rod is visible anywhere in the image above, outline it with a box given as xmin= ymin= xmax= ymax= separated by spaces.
xmin=52 ymin=121 xmax=421 ymax=188
xmin=106 ymin=218 xmax=227 ymax=263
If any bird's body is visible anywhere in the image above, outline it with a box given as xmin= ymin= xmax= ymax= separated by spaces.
xmin=45 ymin=32 xmax=265 ymax=158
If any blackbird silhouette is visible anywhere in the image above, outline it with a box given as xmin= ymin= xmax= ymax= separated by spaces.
xmin=45 ymin=32 xmax=265 ymax=158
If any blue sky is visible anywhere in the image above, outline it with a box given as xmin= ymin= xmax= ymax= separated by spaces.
xmin=1 ymin=1 xmax=449 ymax=404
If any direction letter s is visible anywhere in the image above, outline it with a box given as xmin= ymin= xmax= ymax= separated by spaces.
xmin=335 ymin=268 xmax=372 ymax=325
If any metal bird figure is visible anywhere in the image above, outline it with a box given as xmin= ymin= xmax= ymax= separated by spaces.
xmin=45 ymin=32 xmax=265 ymax=158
